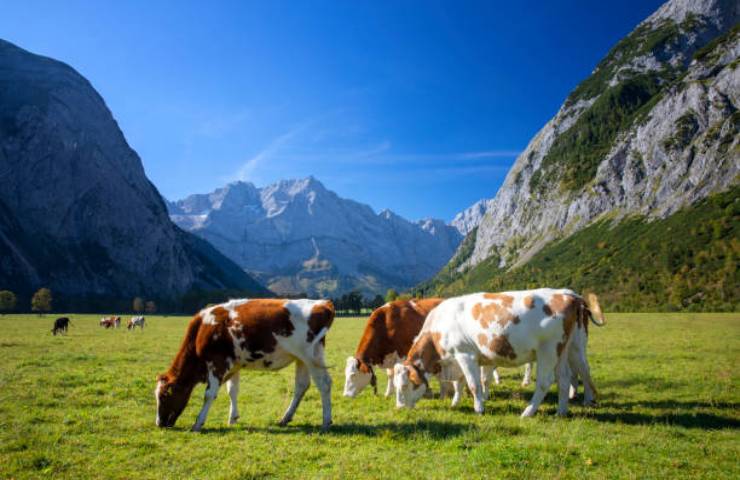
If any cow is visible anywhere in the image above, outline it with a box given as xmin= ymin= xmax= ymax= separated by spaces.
xmin=344 ymin=298 xmax=496 ymax=403
xmin=100 ymin=317 xmax=116 ymax=329
xmin=52 ymin=317 xmax=70 ymax=335
xmin=393 ymin=289 xmax=605 ymax=417
xmin=113 ymin=316 xmax=121 ymax=328
xmin=128 ymin=316 xmax=145 ymax=330
xmin=155 ymin=298 xmax=335 ymax=432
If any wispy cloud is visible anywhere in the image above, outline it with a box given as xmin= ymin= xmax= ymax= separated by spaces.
xmin=232 ymin=128 xmax=300 ymax=182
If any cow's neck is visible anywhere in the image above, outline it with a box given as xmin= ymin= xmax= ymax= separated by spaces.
xmin=354 ymin=314 xmax=388 ymax=366
xmin=166 ymin=318 xmax=206 ymax=386
xmin=408 ymin=333 xmax=441 ymax=376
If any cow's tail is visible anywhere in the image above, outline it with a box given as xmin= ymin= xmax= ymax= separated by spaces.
xmin=585 ymin=293 xmax=606 ymax=326
xmin=309 ymin=327 xmax=332 ymax=369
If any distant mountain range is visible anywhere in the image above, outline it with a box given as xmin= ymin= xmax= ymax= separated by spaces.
xmin=422 ymin=0 xmax=739 ymax=311
xmin=0 ymin=39 xmax=268 ymax=311
xmin=168 ymin=177 xmax=463 ymax=297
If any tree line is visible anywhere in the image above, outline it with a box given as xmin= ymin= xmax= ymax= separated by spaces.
xmin=0 ymin=287 xmax=420 ymax=316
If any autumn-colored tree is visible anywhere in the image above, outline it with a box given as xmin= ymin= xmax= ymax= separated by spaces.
xmin=31 ymin=288 xmax=52 ymax=315
xmin=133 ymin=297 xmax=145 ymax=314
xmin=145 ymin=300 xmax=157 ymax=314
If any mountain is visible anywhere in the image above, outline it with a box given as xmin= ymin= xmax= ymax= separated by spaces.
xmin=424 ymin=0 xmax=739 ymax=311
xmin=169 ymin=177 xmax=462 ymax=297
xmin=0 ymin=39 xmax=269 ymax=311
xmin=450 ymin=199 xmax=491 ymax=236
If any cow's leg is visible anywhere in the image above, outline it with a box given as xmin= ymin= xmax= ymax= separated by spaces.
xmin=226 ymin=372 xmax=240 ymax=425
xmin=454 ymin=353 xmax=485 ymax=414
xmin=450 ymin=380 xmax=463 ymax=407
xmin=522 ymin=362 xmax=533 ymax=386
xmin=480 ymin=366 xmax=494 ymax=400
xmin=279 ymin=361 xmax=310 ymax=427
xmin=569 ymin=369 xmax=579 ymax=400
xmin=521 ymin=346 xmax=557 ymax=418
xmin=556 ymin=354 xmax=572 ymax=416
xmin=384 ymin=368 xmax=395 ymax=398
xmin=492 ymin=367 xmax=501 ymax=385
xmin=569 ymin=345 xmax=597 ymax=406
xmin=308 ymin=365 xmax=332 ymax=431
xmin=192 ymin=369 xmax=221 ymax=432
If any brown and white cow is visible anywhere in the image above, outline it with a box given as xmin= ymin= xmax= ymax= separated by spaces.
xmin=344 ymin=298 xmax=496 ymax=403
xmin=100 ymin=316 xmax=119 ymax=329
xmin=393 ymin=289 xmax=604 ymax=417
xmin=128 ymin=316 xmax=145 ymax=330
xmin=155 ymin=298 xmax=335 ymax=431
xmin=344 ymin=299 xmax=442 ymax=398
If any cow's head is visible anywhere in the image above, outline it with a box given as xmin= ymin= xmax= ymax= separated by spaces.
xmin=393 ymin=363 xmax=427 ymax=409
xmin=343 ymin=357 xmax=376 ymax=397
xmin=155 ymin=374 xmax=194 ymax=428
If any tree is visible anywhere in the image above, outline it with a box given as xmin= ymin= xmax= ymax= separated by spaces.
xmin=368 ymin=294 xmax=385 ymax=310
xmin=145 ymin=300 xmax=157 ymax=314
xmin=31 ymin=288 xmax=52 ymax=315
xmin=133 ymin=297 xmax=145 ymax=314
xmin=0 ymin=290 xmax=17 ymax=315
xmin=385 ymin=289 xmax=398 ymax=303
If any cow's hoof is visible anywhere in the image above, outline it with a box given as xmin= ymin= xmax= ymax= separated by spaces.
xmin=191 ymin=425 xmax=203 ymax=432
xmin=278 ymin=418 xmax=290 ymax=427
xmin=320 ymin=421 xmax=332 ymax=433
xmin=520 ymin=406 xmax=536 ymax=418
xmin=228 ymin=416 xmax=239 ymax=425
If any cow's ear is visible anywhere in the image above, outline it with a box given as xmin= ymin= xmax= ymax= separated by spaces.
xmin=156 ymin=374 xmax=166 ymax=382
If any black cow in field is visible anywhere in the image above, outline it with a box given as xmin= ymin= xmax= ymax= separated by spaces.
xmin=52 ymin=317 xmax=71 ymax=335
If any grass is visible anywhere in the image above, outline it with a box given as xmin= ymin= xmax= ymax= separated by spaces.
xmin=0 ymin=312 xmax=738 ymax=479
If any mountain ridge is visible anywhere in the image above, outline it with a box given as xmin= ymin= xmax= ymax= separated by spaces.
xmin=0 ymin=39 xmax=269 ymax=311
xmin=426 ymin=0 xmax=739 ymax=310
xmin=169 ymin=177 xmax=463 ymax=297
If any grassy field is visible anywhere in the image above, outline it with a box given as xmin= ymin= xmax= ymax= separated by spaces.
xmin=0 ymin=312 xmax=738 ymax=479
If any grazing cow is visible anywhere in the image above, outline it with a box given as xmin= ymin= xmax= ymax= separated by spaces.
xmin=155 ymin=298 xmax=335 ymax=431
xmin=113 ymin=316 xmax=121 ymax=328
xmin=344 ymin=299 xmax=442 ymax=398
xmin=52 ymin=317 xmax=70 ymax=335
xmin=100 ymin=317 xmax=116 ymax=329
xmin=128 ymin=316 xmax=145 ymax=330
xmin=394 ymin=289 xmax=605 ymax=417
xmin=344 ymin=298 xmax=495 ymax=403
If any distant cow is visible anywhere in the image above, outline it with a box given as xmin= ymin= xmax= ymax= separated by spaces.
xmin=100 ymin=316 xmax=120 ymax=329
xmin=344 ymin=298 xmax=495 ymax=404
xmin=394 ymin=289 xmax=605 ymax=417
xmin=156 ymin=298 xmax=335 ymax=431
xmin=128 ymin=316 xmax=145 ymax=330
xmin=52 ymin=317 xmax=70 ymax=335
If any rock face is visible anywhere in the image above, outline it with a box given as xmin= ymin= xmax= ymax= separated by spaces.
xmin=169 ymin=178 xmax=462 ymax=297
xmin=444 ymin=0 xmax=739 ymax=276
xmin=450 ymin=199 xmax=491 ymax=235
xmin=0 ymin=39 xmax=268 ymax=308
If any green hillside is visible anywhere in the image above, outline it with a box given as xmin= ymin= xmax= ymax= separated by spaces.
xmin=418 ymin=186 xmax=739 ymax=312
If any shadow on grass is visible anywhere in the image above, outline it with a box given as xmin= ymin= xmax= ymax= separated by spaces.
xmin=586 ymin=410 xmax=740 ymax=430
xmin=197 ymin=420 xmax=474 ymax=438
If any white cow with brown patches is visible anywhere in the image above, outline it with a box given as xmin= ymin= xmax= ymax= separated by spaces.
xmin=393 ymin=289 xmax=604 ymax=417
xmin=155 ymin=298 xmax=335 ymax=431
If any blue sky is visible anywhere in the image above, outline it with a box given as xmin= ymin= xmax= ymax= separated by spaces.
xmin=1 ymin=0 xmax=664 ymax=221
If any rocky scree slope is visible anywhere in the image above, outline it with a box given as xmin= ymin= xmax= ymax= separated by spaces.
xmin=427 ymin=0 xmax=739 ymax=306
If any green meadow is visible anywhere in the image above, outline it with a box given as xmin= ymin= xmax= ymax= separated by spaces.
xmin=0 ymin=312 xmax=738 ymax=479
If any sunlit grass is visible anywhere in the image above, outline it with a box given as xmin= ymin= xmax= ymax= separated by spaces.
xmin=0 ymin=312 xmax=738 ymax=479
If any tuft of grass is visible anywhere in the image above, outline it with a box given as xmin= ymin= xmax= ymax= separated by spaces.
xmin=0 ymin=312 xmax=738 ymax=479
